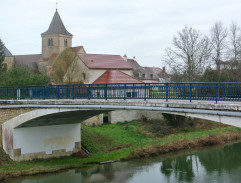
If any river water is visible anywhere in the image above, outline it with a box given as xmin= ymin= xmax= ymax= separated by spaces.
xmin=3 ymin=141 xmax=241 ymax=183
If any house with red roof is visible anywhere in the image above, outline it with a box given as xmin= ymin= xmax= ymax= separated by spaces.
xmin=62 ymin=53 xmax=133 ymax=84
xmin=92 ymin=70 xmax=143 ymax=84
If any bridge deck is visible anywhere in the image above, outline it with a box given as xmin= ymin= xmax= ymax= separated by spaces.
xmin=1 ymin=99 xmax=241 ymax=112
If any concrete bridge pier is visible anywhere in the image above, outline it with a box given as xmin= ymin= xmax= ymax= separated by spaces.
xmin=7 ymin=124 xmax=81 ymax=161
xmin=0 ymin=108 xmax=88 ymax=161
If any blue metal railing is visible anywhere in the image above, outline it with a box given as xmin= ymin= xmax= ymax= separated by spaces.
xmin=1 ymin=82 xmax=241 ymax=103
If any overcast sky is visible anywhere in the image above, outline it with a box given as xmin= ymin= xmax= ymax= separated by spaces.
xmin=1 ymin=0 xmax=241 ymax=67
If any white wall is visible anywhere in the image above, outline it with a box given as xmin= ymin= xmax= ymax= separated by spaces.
xmin=13 ymin=124 xmax=80 ymax=154
xmin=109 ymin=110 xmax=163 ymax=123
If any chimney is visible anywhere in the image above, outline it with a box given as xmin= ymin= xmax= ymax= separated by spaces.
xmin=162 ymin=67 xmax=166 ymax=73
xmin=123 ymin=54 xmax=127 ymax=61
xmin=133 ymin=56 xmax=136 ymax=61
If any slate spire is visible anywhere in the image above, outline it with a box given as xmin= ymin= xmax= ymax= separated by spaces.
xmin=41 ymin=10 xmax=72 ymax=36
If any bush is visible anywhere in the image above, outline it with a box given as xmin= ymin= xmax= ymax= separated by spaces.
xmin=0 ymin=67 xmax=49 ymax=86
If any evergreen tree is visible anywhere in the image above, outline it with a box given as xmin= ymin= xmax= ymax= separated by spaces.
xmin=0 ymin=39 xmax=7 ymax=73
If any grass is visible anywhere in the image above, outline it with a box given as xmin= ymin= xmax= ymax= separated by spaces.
xmin=0 ymin=119 xmax=241 ymax=180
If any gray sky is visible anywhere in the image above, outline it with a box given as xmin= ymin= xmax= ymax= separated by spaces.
xmin=1 ymin=0 xmax=241 ymax=68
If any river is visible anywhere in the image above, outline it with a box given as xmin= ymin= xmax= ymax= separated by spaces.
xmin=2 ymin=141 xmax=241 ymax=183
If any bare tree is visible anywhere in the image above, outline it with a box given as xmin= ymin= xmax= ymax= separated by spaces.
xmin=210 ymin=21 xmax=228 ymax=76
xmin=228 ymin=22 xmax=241 ymax=63
xmin=165 ymin=26 xmax=211 ymax=82
xmin=52 ymin=48 xmax=76 ymax=84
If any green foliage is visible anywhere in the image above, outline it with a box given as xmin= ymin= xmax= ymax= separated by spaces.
xmin=162 ymin=113 xmax=187 ymax=126
xmin=0 ymin=67 xmax=49 ymax=86
xmin=0 ymin=39 xmax=7 ymax=74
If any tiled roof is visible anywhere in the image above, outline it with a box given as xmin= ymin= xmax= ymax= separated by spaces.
xmin=41 ymin=10 xmax=72 ymax=36
xmin=127 ymin=59 xmax=145 ymax=73
xmin=70 ymin=46 xmax=86 ymax=54
xmin=78 ymin=54 xmax=132 ymax=69
xmin=148 ymin=67 xmax=163 ymax=75
xmin=93 ymin=70 xmax=143 ymax=84
xmin=14 ymin=54 xmax=42 ymax=70
xmin=2 ymin=45 xmax=13 ymax=57
xmin=142 ymin=67 xmax=159 ymax=80
xmin=0 ymin=39 xmax=13 ymax=57
xmin=127 ymin=59 xmax=160 ymax=80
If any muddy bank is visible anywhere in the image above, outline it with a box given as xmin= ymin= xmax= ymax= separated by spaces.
xmin=125 ymin=131 xmax=241 ymax=160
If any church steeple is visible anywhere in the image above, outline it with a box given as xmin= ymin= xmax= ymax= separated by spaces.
xmin=41 ymin=10 xmax=73 ymax=60
xmin=41 ymin=10 xmax=72 ymax=36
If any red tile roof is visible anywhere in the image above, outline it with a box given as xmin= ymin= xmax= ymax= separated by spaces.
xmin=71 ymin=46 xmax=86 ymax=54
xmin=93 ymin=70 xmax=143 ymax=84
xmin=78 ymin=54 xmax=132 ymax=69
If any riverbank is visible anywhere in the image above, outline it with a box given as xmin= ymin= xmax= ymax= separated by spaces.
xmin=0 ymin=118 xmax=241 ymax=181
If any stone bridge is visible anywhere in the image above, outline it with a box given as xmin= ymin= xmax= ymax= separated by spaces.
xmin=1 ymin=99 xmax=241 ymax=161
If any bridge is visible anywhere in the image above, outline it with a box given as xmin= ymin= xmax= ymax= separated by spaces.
xmin=1 ymin=82 xmax=241 ymax=161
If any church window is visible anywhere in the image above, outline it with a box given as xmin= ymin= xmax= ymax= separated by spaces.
xmin=64 ymin=39 xmax=68 ymax=47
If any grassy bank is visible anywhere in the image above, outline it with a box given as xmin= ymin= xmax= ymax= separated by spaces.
xmin=0 ymin=118 xmax=241 ymax=180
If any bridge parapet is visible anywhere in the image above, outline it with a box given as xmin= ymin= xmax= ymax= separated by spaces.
xmin=1 ymin=82 xmax=241 ymax=103
xmin=0 ymin=99 xmax=241 ymax=112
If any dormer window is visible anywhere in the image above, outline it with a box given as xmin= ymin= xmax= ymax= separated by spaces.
xmin=48 ymin=38 xmax=53 ymax=46
xmin=64 ymin=39 xmax=68 ymax=47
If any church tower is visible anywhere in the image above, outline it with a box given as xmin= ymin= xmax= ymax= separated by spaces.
xmin=41 ymin=10 xmax=73 ymax=60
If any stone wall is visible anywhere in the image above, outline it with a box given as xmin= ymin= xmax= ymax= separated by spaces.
xmin=82 ymin=114 xmax=103 ymax=126
xmin=42 ymin=34 xmax=72 ymax=60
xmin=0 ymin=108 xmax=35 ymax=124
xmin=109 ymin=110 xmax=164 ymax=124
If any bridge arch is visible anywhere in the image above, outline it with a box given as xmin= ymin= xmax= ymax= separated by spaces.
xmin=1 ymin=102 xmax=241 ymax=161
xmin=2 ymin=108 xmax=110 ymax=161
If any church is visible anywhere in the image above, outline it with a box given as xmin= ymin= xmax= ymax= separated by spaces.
xmin=3 ymin=9 xmax=166 ymax=84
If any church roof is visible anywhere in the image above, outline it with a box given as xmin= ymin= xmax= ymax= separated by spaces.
xmin=78 ymin=54 xmax=132 ymax=70
xmin=92 ymin=70 xmax=143 ymax=84
xmin=3 ymin=45 xmax=13 ymax=57
xmin=41 ymin=10 xmax=72 ymax=36
xmin=0 ymin=39 xmax=13 ymax=57
xmin=14 ymin=54 xmax=42 ymax=70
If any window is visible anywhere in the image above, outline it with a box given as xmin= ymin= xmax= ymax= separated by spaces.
xmin=64 ymin=39 xmax=68 ymax=47
xmin=81 ymin=73 xmax=86 ymax=81
xmin=48 ymin=38 xmax=53 ymax=46
xmin=150 ymin=74 xmax=153 ymax=78
xmin=142 ymin=74 xmax=145 ymax=78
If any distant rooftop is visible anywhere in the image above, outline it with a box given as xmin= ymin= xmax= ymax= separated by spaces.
xmin=3 ymin=45 xmax=13 ymax=57
xmin=93 ymin=70 xmax=143 ymax=84
xmin=41 ymin=10 xmax=72 ymax=36
xmin=14 ymin=54 xmax=42 ymax=70
xmin=79 ymin=54 xmax=132 ymax=70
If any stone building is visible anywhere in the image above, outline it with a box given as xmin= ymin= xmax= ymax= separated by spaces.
xmin=124 ymin=55 xmax=167 ymax=83
xmin=2 ymin=9 xmax=134 ymax=84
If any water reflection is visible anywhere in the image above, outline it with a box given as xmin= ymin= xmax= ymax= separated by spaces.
xmin=160 ymin=155 xmax=195 ymax=182
xmin=3 ymin=141 xmax=241 ymax=183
